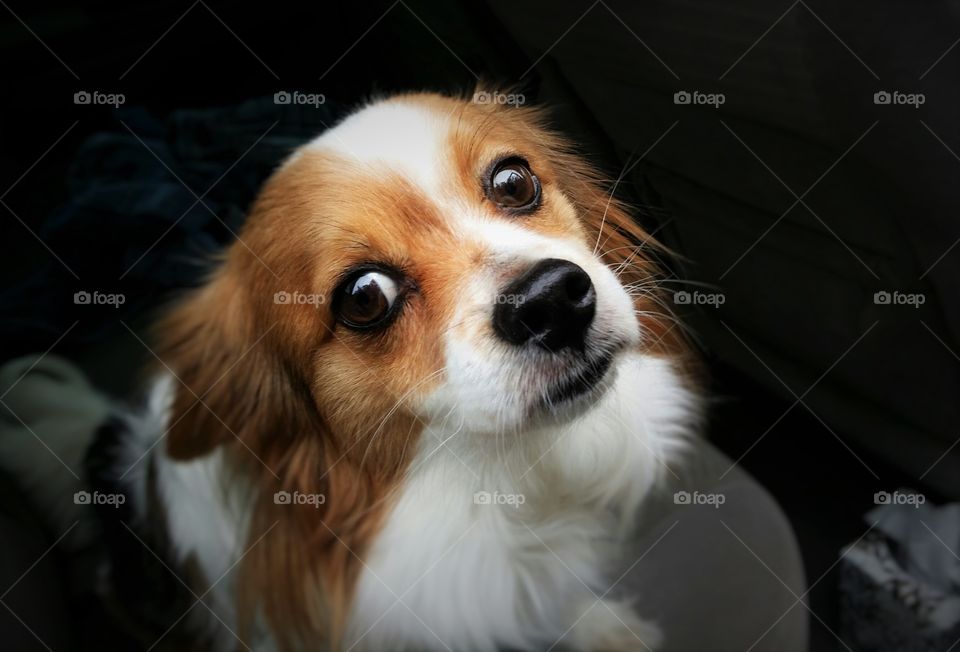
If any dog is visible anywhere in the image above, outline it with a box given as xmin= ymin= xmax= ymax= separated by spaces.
xmin=3 ymin=91 xmax=701 ymax=651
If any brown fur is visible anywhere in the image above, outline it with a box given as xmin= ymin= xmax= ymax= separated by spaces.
xmin=150 ymin=90 xmax=689 ymax=650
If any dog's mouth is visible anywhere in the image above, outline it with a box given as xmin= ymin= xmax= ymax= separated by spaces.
xmin=542 ymin=352 xmax=615 ymax=408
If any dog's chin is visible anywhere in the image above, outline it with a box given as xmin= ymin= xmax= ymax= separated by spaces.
xmin=525 ymin=347 xmax=624 ymax=428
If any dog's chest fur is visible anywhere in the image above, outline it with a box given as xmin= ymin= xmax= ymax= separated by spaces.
xmin=120 ymin=352 xmax=696 ymax=651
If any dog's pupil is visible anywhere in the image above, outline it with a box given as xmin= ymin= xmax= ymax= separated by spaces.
xmin=343 ymin=272 xmax=392 ymax=325
xmin=494 ymin=165 xmax=532 ymax=206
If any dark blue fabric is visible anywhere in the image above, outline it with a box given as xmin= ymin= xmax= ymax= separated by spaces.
xmin=3 ymin=96 xmax=345 ymax=352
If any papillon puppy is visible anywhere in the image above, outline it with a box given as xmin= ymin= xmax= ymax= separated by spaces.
xmin=5 ymin=91 xmax=701 ymax=651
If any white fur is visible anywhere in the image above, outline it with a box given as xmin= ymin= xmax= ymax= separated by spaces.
xmin=114 ymin=349 xmax=697 ymax=652
xmin=0 ymin=98 xmax=702 ymax=651
xmin=346 ymin=353 xmax=696 ymax=651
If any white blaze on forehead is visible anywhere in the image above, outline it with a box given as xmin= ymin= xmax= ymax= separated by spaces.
xmin=304 ymin=100 xmax=450 ymax=195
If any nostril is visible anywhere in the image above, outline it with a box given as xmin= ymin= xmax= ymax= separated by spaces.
xmin=492 ymin=258 xmax=597 ymax=351
xmin=564 ymin=270 xmax=591 ymax=303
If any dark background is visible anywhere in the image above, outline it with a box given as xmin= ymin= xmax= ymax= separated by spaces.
xmin=1 ymin=1 xmax=958 ymax=650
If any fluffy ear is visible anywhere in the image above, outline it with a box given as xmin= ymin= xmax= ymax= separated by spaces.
xmin=151 ymin=266 xmax=313 ymax=460
xmin=151 ymin=261 xmax=393 ymax=650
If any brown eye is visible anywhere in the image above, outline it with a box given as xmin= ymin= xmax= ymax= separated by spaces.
xmin=489 ymin=159 xmax=540 ymax=210
xmin=337 ymin=270 xmax=401 ymax=329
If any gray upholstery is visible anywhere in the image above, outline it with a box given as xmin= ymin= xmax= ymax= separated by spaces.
xmin=626 ymin=438 xmax=808 ymax=652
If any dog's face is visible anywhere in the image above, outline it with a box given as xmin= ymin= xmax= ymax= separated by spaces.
xmin=245 ymin=95 xmax=649 ymax=443
xmin=156 ymin=93 xmax=679 ymax=646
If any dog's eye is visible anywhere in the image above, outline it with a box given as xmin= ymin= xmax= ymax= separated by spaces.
xmin=336 ymin=270 xmax=400 ymax=329
xmin=489 ymin=159 xmax=540 ymax=210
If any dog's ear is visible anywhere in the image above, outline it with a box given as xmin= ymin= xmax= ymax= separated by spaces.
xmin=551 ymin=150 xmax=693 ymax=358
xmin=151 ymin=257 xmax=380 ymax=650
xmin=152 ymin=265 xmax=310 ymax=460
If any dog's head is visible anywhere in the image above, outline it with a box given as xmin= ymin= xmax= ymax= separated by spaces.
xmin=154 ymin=92 xmax=683 ymax=645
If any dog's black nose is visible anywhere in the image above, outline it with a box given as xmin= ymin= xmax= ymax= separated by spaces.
xmin=493 ymin=258 xmax=596 ymax=351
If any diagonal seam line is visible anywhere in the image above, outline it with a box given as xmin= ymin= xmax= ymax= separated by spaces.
xmin=120 ymin=522 xmax=253 ymax=651
xmin=120 ymin=321 xmax=281 ymax=479
xmin=118 ymin=120 xmax=280 ymax=280
xmin=719 ymin=0 xmax=800 ymax=80
xmin=341 ymin=519 xmax=478 ymax=651
xmin=1 ymin=199 xmax=80 ymax=279
xmin=718 ymin=120 xmax=879 ymax=280
xmin=920 ymin=35 xmax=960 ymax=80
xmin=593 ymin=120 xmax=679 ymax=256
xmin=198 ymin=1 xmax=279 ymax=79
xmin=119 ymin=0 xmax=200 ymax=80
xmin=530 ymin=520 xmax=679 ymax=652
xmin=0 ymin=521 xmax=78 ymax=600
xmin=721 ymin=321 xmax=879 ymax=478
xmin=547 ymin=520 xmax=680 ymax=652
xmin=521 ymin=523 xmax=656 ymax=651
xmin=722 ymin=520 xmax=855 ymax=652
xmin=398 ymin=1 xmax=478 ymax=79
xmin=797 ymin=1 xmax=879 ymax=79
xmin=920 ymin=320 xmax=960 ymax=362
xmin=521 ymin=0 xmax=600 ymax=79
xmin=319 ymin=0 xmax=400 ymax=81
xmin=0 ymin=320 xmax=79 ymax=399
xmin=597 ymin=0 xmax=679 ymax=79
xmin=144 ymin=520 xmax=278 ymax=652
xmin=719 ymin=320 xmax=878 ymax=479
xmin=920 ymin=521 xmax=960 ymax=561
xmin=0 ymin=600 xmax=53 ymax=651
xmin=917 ymin=122 xmax=960 ymax=279
xmin=919 ymin=237 xmax=960 ymax=280
xmin=917 ymin=321 xmax=960 ymax=479
xmin=0 ymin=399 xmax=81 ymax=479
xmin=0 ymin=0 xmax=79 ymax=79
xmin=1 ymin=121 xmax=79 ymax=200
xmin=736 ymin=519 xmax=878 ymax=652
xmin=921 ymin=120 xmax=960 ymax=163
